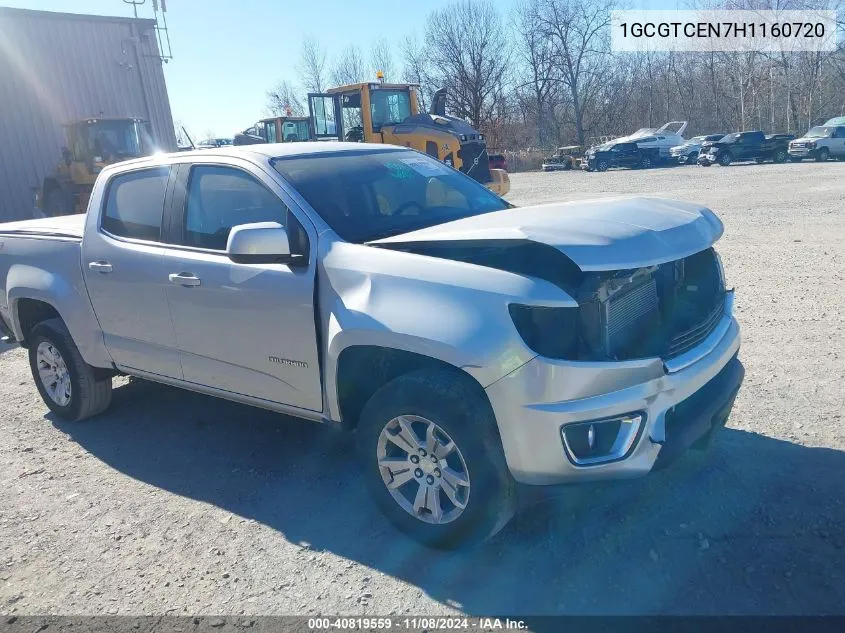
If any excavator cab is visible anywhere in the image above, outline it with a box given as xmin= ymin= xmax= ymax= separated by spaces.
xmin=233 ymin=116 xmax=313 ymax=145
xmin=308 ymin=81 xmax=509 ymax=196
xmin=38 ymin=117 xmax=152 ymax=216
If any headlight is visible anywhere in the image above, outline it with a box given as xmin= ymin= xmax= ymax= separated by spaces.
xmin=807 ymin=141 xmax=817 ymax=149
xmin=508 ymin=304 xmax=579 ymax=359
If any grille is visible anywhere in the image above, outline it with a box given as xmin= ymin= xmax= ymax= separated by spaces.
xmin=603 ymin=278 xmax=658 ymax=357
xmin=667 ymin=295 xmax=725 ymax=358
xmin=458 ymin=141 xmax=492 ymax=183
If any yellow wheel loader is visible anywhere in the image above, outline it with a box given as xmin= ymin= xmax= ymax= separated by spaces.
xmin=37 ymin=117 xmax=152 ymax=216
xmin=307 ymin=80 xmax=510 ymax=197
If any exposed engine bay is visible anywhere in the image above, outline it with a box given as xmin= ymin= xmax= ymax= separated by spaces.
xmin=376 ymin=239 xmax=725 ymax=362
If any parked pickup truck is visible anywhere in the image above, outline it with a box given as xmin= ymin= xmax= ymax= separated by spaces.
xmin=788 ymin=125 xmax=845 ymax=161
xmin=697 ymin=131 xmax=794 ymax=166
xmin=0 ymin=144 xmax=743 ymax=548
xmin=582 ymin=141 xmax=661 ymax=171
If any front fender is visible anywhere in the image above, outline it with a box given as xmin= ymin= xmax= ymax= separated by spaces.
xmin=319 ymin=241 xmax=575 ymax=421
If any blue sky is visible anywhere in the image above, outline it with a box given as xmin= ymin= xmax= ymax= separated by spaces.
xmin=5 ymin=0 xmax=673 ymax=138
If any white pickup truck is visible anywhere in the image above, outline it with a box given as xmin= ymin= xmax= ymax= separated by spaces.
xmin=788 ymin=124 xmax=845 ymax=161
xmin=0 ymin=144 xmax=743 ymax=548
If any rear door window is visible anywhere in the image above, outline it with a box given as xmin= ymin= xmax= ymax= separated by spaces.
xmin=101 ymin=166 xmax=170 ymax=242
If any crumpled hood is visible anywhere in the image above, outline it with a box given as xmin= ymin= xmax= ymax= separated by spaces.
xmin=371 ymin=196 xmax=723 ymax=272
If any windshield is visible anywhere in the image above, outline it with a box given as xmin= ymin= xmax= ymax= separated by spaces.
xmin=273 ymin=149 xmax=509 ymax=243
xmin=721 ymin=133 xmax=739 ymax=144
xmin=806 ymin=126 xmax=831 ymax=138
xmin=281 ymin=120 xmax=311 ymax=141
xmin=79 ymin=120 xmax=143 ymax=160
xmin=370 ymin=89 xmax=411 ymax=131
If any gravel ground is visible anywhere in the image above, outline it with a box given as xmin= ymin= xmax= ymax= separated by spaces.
xmin=1 ymin=161 xmax=844 ymax=616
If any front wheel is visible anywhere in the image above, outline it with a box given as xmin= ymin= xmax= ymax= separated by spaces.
xmin=357 ymin=369 xmax=516 ymax=549
xmin=596 ymin=160 xmax=609 ymax=172
xmin=718 ymin=152 xmax=732 ymax=167
xmin=816 ymin=148 xmax=829 ymax=162
xmin=639 ymin=156 xmax=652 ymax=169
xmin=774 ymin=149 xmax=788 ymax=163
xmin=28 ymin=318 xmax=112 ymax=421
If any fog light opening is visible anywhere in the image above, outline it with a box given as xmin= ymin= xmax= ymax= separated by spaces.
xmin=561 ymin=414 xmax=643 ymax=466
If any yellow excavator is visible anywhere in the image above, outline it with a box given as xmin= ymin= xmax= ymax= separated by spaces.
xmin=38 ymin=117 xmax=152 ymax=216
xmin=307 ymin=78 xmax=510 ymax=196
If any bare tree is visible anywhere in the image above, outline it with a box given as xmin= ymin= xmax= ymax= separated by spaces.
xmin=370 ymin=38 xmax=396 ymax=82
xmin=402 ymin=34 xmax=433 ymax=111
xmin=266 ymin=79 xmax=305 ymax=116
xmin=297 ymin=36 xmax=327 ymax=93
xmin=331 ymin=44 xmax=366 ymax=86
xmin=537 ymin=0 xmax=616 ymax=145
xmin=512 ymin=0 xmax=561 ymax=147
xmin=424 ymin=0 xmax=510 ymax=129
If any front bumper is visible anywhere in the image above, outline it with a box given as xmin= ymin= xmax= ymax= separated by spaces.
xmin=486 ymin=295 xmax=742 ymax=485
xmin=788 ymin=147 xmax=813 ymax=157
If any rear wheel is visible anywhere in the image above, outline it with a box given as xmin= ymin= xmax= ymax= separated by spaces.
xmin=357 ymin=369 xmax=516 ymax=549
xmin=816 ymin=147 xmax=829 ymax=162
xmin=44 ymin=187 xmax=73 ymax=217
xmin=28 ymin=318 xmax=112 ymax=421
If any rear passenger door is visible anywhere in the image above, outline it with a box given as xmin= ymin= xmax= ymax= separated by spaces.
xmin=82 ymin=165 xmax=183 ymax=378
xmin=159 ymin=160 xmax=323 ymax=412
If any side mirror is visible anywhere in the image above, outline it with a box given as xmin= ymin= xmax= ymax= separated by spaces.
xmin=227 ymin=222 xmax=301 ymax=265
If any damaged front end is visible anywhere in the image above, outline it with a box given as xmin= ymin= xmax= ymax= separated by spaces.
xmin=377 ymin=239 xmax=727 ymax=364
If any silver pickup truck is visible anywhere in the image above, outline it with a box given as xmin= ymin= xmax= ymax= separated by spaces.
xmin=0 ymin=143 xmax=743 ymax=548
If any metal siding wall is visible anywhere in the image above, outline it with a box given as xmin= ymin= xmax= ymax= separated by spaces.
xmin=0 ymin=9 xmax=177 ymax=222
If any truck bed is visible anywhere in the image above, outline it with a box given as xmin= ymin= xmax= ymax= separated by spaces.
xmin=0 ymin=214 xmax=85 ymax=240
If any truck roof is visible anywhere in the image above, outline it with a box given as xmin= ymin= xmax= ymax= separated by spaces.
xmin=116 ymin=142 xmax=404 ymax=169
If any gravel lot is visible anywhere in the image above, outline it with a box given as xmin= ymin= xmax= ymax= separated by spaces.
xmin=1 ymin=162 xmax=844 ymax=617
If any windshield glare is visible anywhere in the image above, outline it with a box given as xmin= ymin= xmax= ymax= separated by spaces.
xmin=273 ymin=149 xmax=509 ymax=243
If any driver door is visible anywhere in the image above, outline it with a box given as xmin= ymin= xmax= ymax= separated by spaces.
xmin=308 ymin=93 xmax=342 ymax=140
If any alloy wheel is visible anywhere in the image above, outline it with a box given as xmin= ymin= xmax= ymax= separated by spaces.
xmin=36 ymin=341 xmax=71 ymax=406
xmin=377 ymin=415 xmax=471 ymax=525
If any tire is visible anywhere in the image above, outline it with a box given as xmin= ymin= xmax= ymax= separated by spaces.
xmin=687 ymin=152 xmax=698 ymax=165
xmin=596 ymin=160 xmax=609 ymax=172
xmin=717 ymin=152 xmax=732 ymax=167
xmin=562 ymin=160 xmax=572 ymax=170
xmin=639 ymin=156 xmax=652 ymax=169
xmin=816 ymin=148 xmax=829 ymax=162
xmin=44 ymin=187 xmax=73 ymax=217
xmin=774 ymin=149 xmax=788 ymax=164
xmin=28 ymin=318 xmax=112 ymax=421
xmin=356 ymin=368 xmax=516 ymax=549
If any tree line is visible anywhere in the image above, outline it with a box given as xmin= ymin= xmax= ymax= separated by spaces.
xmin=267 ymin=0 xmax=845 ymax=151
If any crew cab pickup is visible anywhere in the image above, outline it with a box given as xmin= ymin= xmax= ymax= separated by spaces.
xmin=698 ymin=131 xmax=794 ymax=166
xmin=788 ymin=125 xmax=845 ymax=161
xmin=0 ymin=144 xmax=743 ymax=548
xmin=582 ymin=141 xmax=661 ymax=171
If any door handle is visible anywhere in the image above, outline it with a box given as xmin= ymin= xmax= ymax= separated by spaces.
xmin=88 ymin=261 xmax=113 ymax=274
xmin=168 ymin=272 xmax=201 ymax=287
